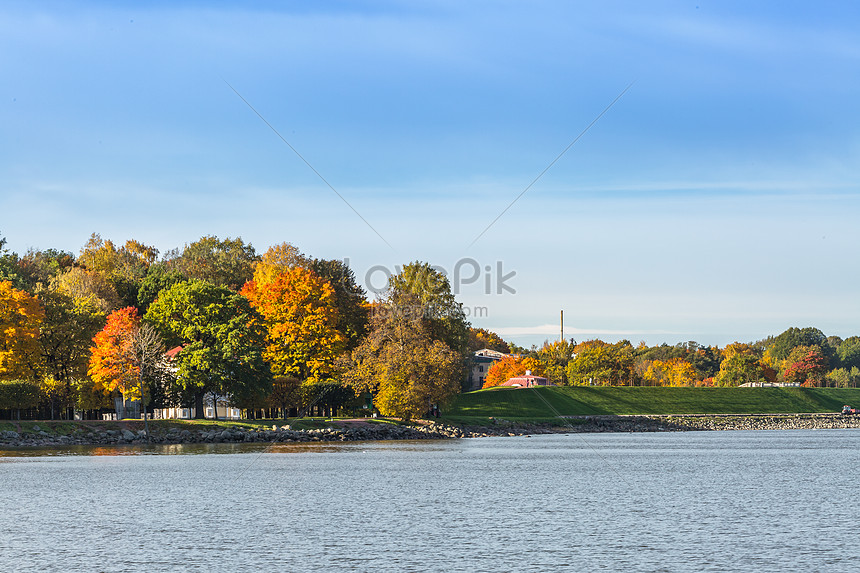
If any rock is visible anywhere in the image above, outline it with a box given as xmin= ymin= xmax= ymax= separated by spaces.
xmin=121 ymin=429 xmax=136 ymax=441
xmin=32 ymin=425 xmax=40 ymax=432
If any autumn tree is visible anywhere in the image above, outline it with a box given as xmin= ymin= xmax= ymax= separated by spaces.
xmin=241 ymin=267 xmax=345 ymax=382
xmin=88 ymin=307 xmax=142 ymax=416
xmin=567 ymin=340 xmax=633 ymax=386
xmin=252 ymin=242 xmax=310 ymax=284
xmin=78 ymin=234 xmax=160 ymax=307
xmin=0 ymin=379 xmax=40 ymax=419
xmin=537 ymin=339 xmax=576 ymax=385
xmin=0 ymin=281 xmax=44 ymax=380
xmin=714 ymin=343 xmax=774 ymax=387
xmin=643 ymin=357 xmax=698 ymax=387
xmin=343 ymin=291 xmax=461 ymax=419
xmin=837 ymin=337 xmax=860 ymax=371
xmin=783 ymin=345 xmax=828 ymax=387
xmin=468 ymin=327 xmax=511 ymax=353
xmin=51 ymin=267 xmax=121 ymax=314
xmin=483 ymin=354 xmax=545 ymax=389
xmin=145 ymin=280 xmax=271 ymax=418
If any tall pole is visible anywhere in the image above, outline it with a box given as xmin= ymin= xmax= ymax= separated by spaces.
xmin=560 ymin=310 xmax=564 ymax=342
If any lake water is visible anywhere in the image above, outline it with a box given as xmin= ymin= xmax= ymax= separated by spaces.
xmin=1 ymin=430 xmax=859 ymax=572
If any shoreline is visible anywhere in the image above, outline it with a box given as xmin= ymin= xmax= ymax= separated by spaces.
xmin=2 ymin=413 xmax=860 ymax=448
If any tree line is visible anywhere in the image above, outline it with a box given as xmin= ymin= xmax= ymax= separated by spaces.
xmin=481 ymin=328 xmax=860 ymax=389
xmin=0 ymin=233 xmax=470 ymax=420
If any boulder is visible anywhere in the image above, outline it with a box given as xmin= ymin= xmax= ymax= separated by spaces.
xmin=121 ymin=429 xmax=136 ymax=441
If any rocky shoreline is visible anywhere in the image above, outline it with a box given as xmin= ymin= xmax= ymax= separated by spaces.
xmin=1 ymin=414 xmax=859 ymax=448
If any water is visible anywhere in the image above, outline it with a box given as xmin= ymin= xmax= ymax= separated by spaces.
xmin=1 ymin=430 xmax=858 ymax=572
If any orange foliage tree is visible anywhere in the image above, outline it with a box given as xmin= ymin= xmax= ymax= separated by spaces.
xmin=87 ymin=307 xmax=140 ymax=401
xmin=241 ymin=267 xmax=345 ymax=381
xmin=483 ymin=355 xmax=545 ymax=389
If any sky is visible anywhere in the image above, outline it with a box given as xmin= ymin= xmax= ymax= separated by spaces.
xmin=2 ymin=1 xmax=860 ymax=348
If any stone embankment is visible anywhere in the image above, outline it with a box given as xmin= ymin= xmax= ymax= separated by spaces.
xmin=561 ymin=413 xmax=860 ymax=432
xmin=1 ymin=414 xmax=859 ymax=447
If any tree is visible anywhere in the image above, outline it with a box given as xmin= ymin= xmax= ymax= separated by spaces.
xmin=309 ymin=258 xmax=369 ymax=351
xmin=537 ymin=339 xmax=577 ymax=385
xmin=88 ymin=307 xmax=142 ymax=416
xmin=343 ymin=291 xmax=461 ymax=419
xmin=168 ymin=236 xmax=257 ymax=290
xmin=0 ymin=281 xmax=44 ymax=380
xmin=388 ymin=261 xmax=470 ymax=355
xmin=252 ymin=242 xmax=309 ymax=284
xmin=37 ymin=289 xmax=105 ymax=404
xmin=783 ymin=345 xmax=828 ymax=387
xmin=240 ymin=268 xmax=345 ymax=382
xmin=567 ymin=340 xmax=633 ymax=386
xmin=136 ymin=263 xmax=186 ymax=312
xmin=77 ymin=234 xmax=159 ymax=308
xmin=14 ymin=248 xmax=75 ymax=292
xmin=51 ymin=267 xmax=121 ymax=314
xmin=467 ymin=327 xmax=510 ymax=353
xmin=145 ymin=280 xmax=271 ymax=418
xmin=0 ymin=379 xmax=40 ymax=419
xmin=483 ymin=354 xmax=545 ymax=388
xmin=764 ymin=327 xmax=828 ymax=364
xmin=837 ymin=337 xmax=860 ymax=371
xmin=643 ymin=357 xmax=698 ymax=387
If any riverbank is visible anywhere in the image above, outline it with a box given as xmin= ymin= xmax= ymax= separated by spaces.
xmin=2 ymin=413 xmax=860 ymax=447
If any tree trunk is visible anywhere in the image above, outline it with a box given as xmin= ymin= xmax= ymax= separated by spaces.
xmin=194 ymin=391 xmax=205 ymax=419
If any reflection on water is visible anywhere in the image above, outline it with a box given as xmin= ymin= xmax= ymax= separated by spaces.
xmin=1 ymin=430 xmax=859 ymax=572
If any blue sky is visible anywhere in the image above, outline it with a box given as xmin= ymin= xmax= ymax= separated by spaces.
xmin=3 ymin=1 xmax=859 ymax=348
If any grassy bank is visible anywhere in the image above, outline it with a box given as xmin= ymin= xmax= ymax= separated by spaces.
xmin=443 ymin=386 xmax=860 ymax=424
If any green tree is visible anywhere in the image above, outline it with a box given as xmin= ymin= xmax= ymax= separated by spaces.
xmin=168 ymin=236 xmax=257 ymax=290
xmin=837 ymin=337 xmax=860 ymax=371
xmin=0 ymin=379 xmax=40 ymax=419
xmin=309 ymin=258 xmax=369 ymax=351
xmin=144 ymin=280 xmax=271 ymax=418
xmin=388 ymin=261 xmax=469 ymax=355
xmin=137 ymin=263 xmax=186 ymax=312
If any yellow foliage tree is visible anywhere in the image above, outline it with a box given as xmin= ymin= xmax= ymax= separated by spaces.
xmin=252 ymin=242 xmax=309 ymax=285
xmin=0 ymin=281 xmax=44 ymax=380
xmin=644 ymin=357 xmax=698 ymax=387
xmin=241 ymin=267 xmax=345 ymax=381
xmin=483 ymin=355 xmax=545 ymax=388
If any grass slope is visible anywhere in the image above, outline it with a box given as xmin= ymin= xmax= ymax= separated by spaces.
xmin=445 ymin=387 xmax=860 ymax=422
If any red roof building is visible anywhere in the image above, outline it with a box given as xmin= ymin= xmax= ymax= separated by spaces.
xmin=500 ymin=370 xmax=551 ymax=388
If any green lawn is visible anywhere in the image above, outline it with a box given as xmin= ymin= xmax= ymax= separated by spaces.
xmin=443 ymin=386 xmax=860 ymax=423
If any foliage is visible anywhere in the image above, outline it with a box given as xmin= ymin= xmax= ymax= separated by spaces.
xmin=388 ymin=261 xmax=469 ymax=355
xmin=78 ymin=234 xmax=159 ymax=307
xmin=837 ymin=337 xmax=860 ymax=371
xmin=136 ymin=263 xmax=187 ymax=312
xmin=309 ymin=258 xmax=369 ymax=350
xmin=252 ymin=242 xmax=309 ymax=284
xmin=764 ymin=327 xmax=828 ymax=364
xmin=88 ymin=307 xmax=143 ymax=400
xmin=168 ymin=236 xmax=257 ymax=290
xmin=643 ymin=357 xmax=698 ymax=387
xmin=343 ymin=292 xmax=461 ymax=420
xmin=14 ymin=248 xmax=75 ymax=291
xmin=467 ymin=327 xmax=510 ymax=354
xmin=535 ymin=339 xmax=576 ymax=385
xmin=783 ymin=345 xmax=829 ymax=387
xmin=241 ymin=268 xmax=345 ymax=381
xmin=37 ymin=288 xmax=105 ymax=382
xmin=483 ymin=355 xmax=545 ymax=389
xmin=300 ymin=379 xmax=356 ymax=414
xmin=51 ymin=267 xmax=121 ymax=314
xmin=567 ymin=340 xmax=633 ymax=386
xmin=0 ymin=379 xmax=41 ymax=412
xmin=0 ymin=281 xmax=44 ymax=380
xmin=144 ymin=280 xmax=271 ymax=414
